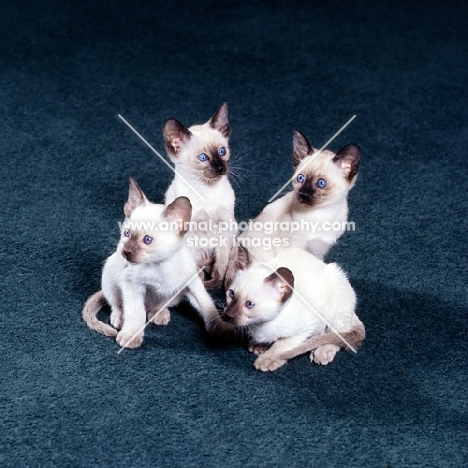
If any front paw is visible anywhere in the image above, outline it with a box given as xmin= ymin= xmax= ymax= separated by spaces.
xmin=148 ymin=308 xmax=170 ymax=326
xmin=206 ymin=317 xmax=236 ymax=342
xmin=254 ymin=354 xmax=287 ymax=372
xmin=311 ymin=344 xmax=339 ymax=365
xmin=110 ymin=308 xmax=122 ymax=330
xmin=116 ymin=330 xmax=143 ymax=349
xmin=248 ymin=342 xmax=272 ymax=355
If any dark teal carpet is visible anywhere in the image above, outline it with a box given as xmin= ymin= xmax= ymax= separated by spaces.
xmin=1 ymin=0 xmax=467 ymax=466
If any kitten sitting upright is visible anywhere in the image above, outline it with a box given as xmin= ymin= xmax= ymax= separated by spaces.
xmin=82 ymin=178 xmax=233 ymax=348
xmin=223 ymin=247 xmax=365 ymax=372
xmin=224 ymin=131 xmax=360 ymax=287
xmin=163 ymin=103 xmax=236 ymax=289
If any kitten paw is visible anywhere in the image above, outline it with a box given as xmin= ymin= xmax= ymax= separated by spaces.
xmin=206 ymin=317 xmax=236 ymax=342
xmin=311 ymin=344 xmax=340 ymax=365
xmin=254 ymin=354 xmax=287 ymax=372
xmin=248 ymin=342 xmax=272 ymax=355
xmin=116 ymin=331 xmax=143 ymax=349
xmin=148 ymin=308 xmax=170 ymax=326
xmin=110 ymin=309 xmax=122 ymax=330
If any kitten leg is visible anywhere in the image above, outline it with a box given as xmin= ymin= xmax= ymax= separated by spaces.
xmin=248 ymin=341 xmax=272 ymax=355
xmin=147 ymin=307 xmax=171 ymax=326
xmin=105 ymin=289 xmax=123 ymax=330
xmin=254 ymin=334 xmax=309 ymax=372
xmin=110 ymin=306 xmax=123 ymax=330
xmin=206 ymin=242 xmax=231 ymax=290
xmin=116 ymin=283 xmax=146 ymax=349
xmin=186 ymin=277 xmax=236 ymax=339
xmin=311 ymin=344 xmax=340 ymax=365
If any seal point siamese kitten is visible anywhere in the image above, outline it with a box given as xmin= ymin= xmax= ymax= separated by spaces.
xmin=223 ymin=247 xmax=365 ymax=372
xmin=163 ymin=102 xmax=235 ymax=290
xmin=224 ymin=131 xmax=360 ymax=287
xmin=82 ymin=178 xmax=234 ymax=348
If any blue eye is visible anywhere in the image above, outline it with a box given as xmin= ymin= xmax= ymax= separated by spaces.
xmin=296 ymin=174 xmax=305 ymax=183
xmin=317 ymin=178 xmax=327 ymax=189
xmin=228 ymin=289 xmax=234 ymax=299
xmin=124 ymin=229 xmax=131 ymax=238
xmin=218 ymin=147 xmax=226 ymax=157
xmin=198 ymin=153 xmax=208 ymax=162
xmin=245 ymin=301 xmax=255 ymax=309
xmin=143 ymin=235 xmax=153 ymax=245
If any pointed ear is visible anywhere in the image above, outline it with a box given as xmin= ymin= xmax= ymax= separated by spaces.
xmin=163 ymin=118 xmax=192 ymax=155
xmin=333 ymin=144 xmax=361 ymax=180
xmin=292 ymin=131 xmax=315 ymax=167
xmin=235 ymin=246 xmax=251 ymax=271
xmin=124 ymin=178 xmax=148 ymax=217
xmin=162 ymin=196 xmax=192 ymax=234
xmin=264 ymin=267 xmax=294 ymax=303
xmin=209 ymin=102 xmax=230 ymax=137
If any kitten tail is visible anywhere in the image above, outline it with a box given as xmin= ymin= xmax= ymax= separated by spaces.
xmin=279 ymin=321 xmax=365 ymax=361
xmin=82 ymin=290 xmax=118 ymax=337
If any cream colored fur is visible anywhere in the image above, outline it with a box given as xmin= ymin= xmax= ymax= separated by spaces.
xmin=164 ymin=103 xmax=236 ymax=289
xmin=224 ymin=132 xmax=360 ymax=288
xmin=82 ymin=178 xmax=233 ymax=348
xmin=223 ymin=248 xmax=364 ymax=372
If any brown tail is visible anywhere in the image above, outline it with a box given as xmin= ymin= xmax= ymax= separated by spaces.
xmin=81 ymin=290 xmax=118 ymax=337
xmin=223 ymin=246 xmax=239 ymax=289
xmin=279 ymin=321 xmax=366 ymax=361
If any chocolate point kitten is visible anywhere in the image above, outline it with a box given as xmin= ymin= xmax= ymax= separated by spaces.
xmin=223 ymin=246 xmax=365 ymax=372
xmin=224 ymin=131 xmax=361 ymax=287
xmin=163 ymin=103 xmax=236 ymax=289
xmin=82 ymin=178 xmax=234 ymax=348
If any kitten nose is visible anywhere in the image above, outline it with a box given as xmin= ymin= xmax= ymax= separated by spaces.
xmin=223 ymin=306 xmax=237 ymax=319
xmin=216 ymin=161 xmax=226 ymax=175
xmin=122 ymin=248 xmax=132 ymax=260
xmin=298 ymin=190 xmax=310 ymax=202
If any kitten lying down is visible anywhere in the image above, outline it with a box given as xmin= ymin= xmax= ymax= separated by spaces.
xmin=82 ymin=178 xmax=233 ymax=348
xmin=223 ymin=247 xmax=365 ymax=371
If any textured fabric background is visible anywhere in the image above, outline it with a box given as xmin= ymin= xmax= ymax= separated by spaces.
xmin=1 ymin=0 xmax=467 ymax=466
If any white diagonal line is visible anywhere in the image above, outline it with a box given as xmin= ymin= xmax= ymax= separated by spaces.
xmin=248 ymin=250 xmax=357 ymax=353
xmin=268 ymin=115 xmax=356 ymax=202
xmin=118 ymin=114 xmax=207 ymax=202
xmin=117 ymin=267 xmax=205 ymax=354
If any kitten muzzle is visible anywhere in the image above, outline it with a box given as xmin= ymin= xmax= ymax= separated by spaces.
xmin=210 ymin=156 xmax=227 ymax=176
xmin=297 ymin=177 xmax=316 ymax=205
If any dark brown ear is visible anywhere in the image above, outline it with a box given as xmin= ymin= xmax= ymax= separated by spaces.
xmin=209 ymin=102 xmax=230 ymax=137
xmin=264 ymin=267 xmax=294 ymax=303
xmin=292 ymin=131 xmax=315 ymax=167
xmin=235 ymin=246 xmax=251 ymax=271
xmin=163 ymin=196 xmax=192 ymax=233
xmin=163 ymin=118 xmax=192 ymax=155
xmin=333 ymin=144 xmax=361 ymax=180
xmin=124 ymin=178 xmax=147 ymax=217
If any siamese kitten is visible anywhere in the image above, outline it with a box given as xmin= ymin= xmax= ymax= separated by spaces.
xmin=224 ymin=131 xmax=360 ymax=287
xmin=163 ymin=103 xmax=236 ymax=289
xmin=223 ymin=247 xmax=365 ymax=372
xmin=82 ymin=178 xmax=233 ymax=348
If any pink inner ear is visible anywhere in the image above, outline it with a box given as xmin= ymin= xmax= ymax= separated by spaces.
xmin=169 ymin=135 xmax=183 ymax=153
xmin=340 ymin=159 xmax=353 ymax=177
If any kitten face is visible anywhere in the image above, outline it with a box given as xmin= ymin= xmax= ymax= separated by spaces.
xmin=163 ymin=103 xmax=231 ymax=184
xmin=223 ymin=248 xmax=294 ymax=326
xmin=120 ymin=178 xmax=192 ymax=264
xmin=291 ymin=131 xmax=361 ymax=208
